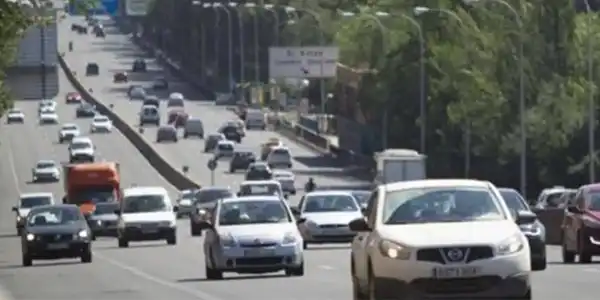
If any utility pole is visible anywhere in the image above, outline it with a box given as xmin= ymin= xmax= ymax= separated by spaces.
xmin=40 ymin=23 xmax=47 ymax=100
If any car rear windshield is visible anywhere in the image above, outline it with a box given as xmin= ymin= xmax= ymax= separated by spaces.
xmin=21 ymin=196 xmax=52 ymax=208
xmin=195 ymin=190 xmax=233 ymax=204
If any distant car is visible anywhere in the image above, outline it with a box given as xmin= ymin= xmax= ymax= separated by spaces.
xmin=176 ymin=189 xmax=198 ymax=218
xmin=132 ymin=59 xmax=147 ymax=72
xmin=20 ymin=205 xmax=93 ymax=266
xmin=219 ymin=123 xmax=242 ymax=143
xmin=68 ymin=136 xmax=96 ymax=163
xmin=229 ymin=150 xmax=256 ymax=173
xmin=245 ymin=109 xmax=266 ymax=130
xmin=90 ymin=115 xmax=112 ymax=133
xmin=95 ymin=29 xmax=105 ymax=38
xmin=152 ymin=77 xmax=169 ymax=90
xmin=562 ymin=184 xmax=600 ymax=264
xmin=65 ymin=92 xmax=82 ymax=104
xmin=167 ymin=109 xmax=188 ymax=128
xmin=113 ymin=72 xmax=128 ymax=83
xmin=189 ymin=187 xmax=235 ymax=236
xmin=128 ymin=86 xmax=146 ymax=100
xmin=183 ymin=118 xmax=204 ymax=138
xmin=261 ymin=138 xmax=282 ymax=160
xmin=143 ymin=96 xmax=160 ymax=108
xmin=12 ymin=192 xmax=55 ymax=235
xmin=31 ymin=160 xmax=60 ymax=182
xmin=58 ymin=123 xmax=81 ymax=143
xmin=294 ymin=190 xmax=363 ymax=248
xmin=76 ymin=103 xmax=96 ymax=118
xmin=38 ymin=100 xmax=56 ymax=113
xmin=199 ymin=196 xmax=304 ymax=279
xmin=214 ymin=140 xmax=235 ymax=159
xmin=139 ymin=105 xmax=160 ymax=126
xmin=245 ymin=162 xmax=273 ymax=181
xmin=237 ymin=180 xmax=285 ymax=199
xmin=87 ymin=202 xmax=119 ymax=238
xmin=499 ymin=187 xmax=546 ymax=271
xmin=156 ymin=125 xmax=178 ymax=143
xmin=167 ymin=93 xmax=184 ymax=107
xmin=535 ymin=186 xmax=569 ymax=209
xmin=39 ymin=111 xmax=59 ymax=125
xmin=266 ymin=146 xmax=293 ymax=169
xmin=85 ymin=62 xmax=99 ymax=76
xmin=204 ymin=134 xmax=225 ymax=152
xmin=273 ymin=170 xmax=296 ymax=195
xmin=6 ymin=108 xmax=25 ymax=123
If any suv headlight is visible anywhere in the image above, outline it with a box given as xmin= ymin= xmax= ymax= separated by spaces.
xmin=520 ymin=222 xmax=543 ymax=236
xmin=496 ymin=233 xmax=524 ymax=255
xmin=219 ymin=234 xmax=236 ymax=247
xmin=282 ymin=232 xmax=298 ymax=245
xmin=379 ymin=240 xmax=411 ymax=260
xmin=75 ymin=230 xmax=88 ymax=239
xmin=26 ymin=233 xmax=35 ymax=241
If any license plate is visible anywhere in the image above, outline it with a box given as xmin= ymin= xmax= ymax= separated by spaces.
xmin=244 ymin=249 xmax=275 ymax=256
xmin=432 ymin=266 xmax=480 ymax=278
xmin=47 ymin=243 xmax=69 ymax=250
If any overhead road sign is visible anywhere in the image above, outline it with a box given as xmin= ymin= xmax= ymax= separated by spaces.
xmin=269 ymin=46 xmax=339 ymax=79
xmin=125 ymin=0 xmax=152 ymax=16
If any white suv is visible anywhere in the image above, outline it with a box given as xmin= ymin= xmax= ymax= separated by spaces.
xmin=350 ymin=179 xmax=533 ymax=300
xmin=116 ymin=186 xmax=178 ymax=248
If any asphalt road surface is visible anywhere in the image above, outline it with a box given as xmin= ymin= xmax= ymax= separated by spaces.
xmin=59 ymin=16 xmax=368 ymax=204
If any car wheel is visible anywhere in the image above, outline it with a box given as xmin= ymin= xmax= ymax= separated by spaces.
xmin=303 ymin=241 xmax=308 ymax=249
xmin=205 ymin=265 xmax=223 ymax=280
xmin=261 ymin=126 xmax=266 ymax=130
xmin=532 ymin=257 xmax=547 ymax=271
xmin=285 ymin=262 xmax=304 ymax=276
xmin=183 ymin=133 xmax=188 ymax=138
xmin=22 ymin=253 xmax=32 ymax=267
xmin=191 ymin=224 xmax=202 ymax=236
xmin=156 ymin=139 xmax=161 ymax=143
xmin=118 ymin=237 xmax=129 ymax=248
xmin=562 ymin=244 xmax=575 ymax=263
xmin=229 ymin=167 xmax=235 ymax=173
xmin=173 ymin=138 xmax=178 ymax=142
xmin=166 ymin=233 xmax=177 ymax=245
xmin=81 ymin=245 xmax=93 ymax=263
xmin=578 ymin=231 xmax=592 ymax=263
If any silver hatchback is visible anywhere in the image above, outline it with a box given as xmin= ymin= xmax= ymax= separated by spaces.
xmin=156 ymin=125 xmax=178 ymax=143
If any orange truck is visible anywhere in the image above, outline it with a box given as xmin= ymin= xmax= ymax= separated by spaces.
xmin=62 ymin=162 xmax=121 ymax=216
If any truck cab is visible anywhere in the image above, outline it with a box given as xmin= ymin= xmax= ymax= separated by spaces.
xmin=374 ymin=149 xmax=426 ymax=185
xmin=63 ymin=162 xmax=121 ymax=216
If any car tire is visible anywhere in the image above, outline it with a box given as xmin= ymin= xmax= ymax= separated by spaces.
xmin=81 ymin=245 xmax=93 ymax=263
xmin=532 ymin=257 xmax=547 ymax=271
xmin=118 ymin=237 xmax=129 ymax=248
xmin=229 ymin=167 xmax=235 ymax=173
xmin=578 ymin=231 xmax=592 ymax=263
xmin=303 ymin=241 xmax=308 ymax=249
xmin=22 ymin=253 xmax=32 ymax=267
xmin=166 ymin=233 xmax=177 ymax=245
xmin=562 ymin=244 xmax=575 ymax=263
xmin=285 ymin=262 xmax=304 ymax=276
xmin=191 ymin=224 xmax=202 ymax=236
xmin=156 ymin=139 xmax=161 ymax=143
xmin=183 ymin=132 xmax=188 ymax=138
xmin=205 ymin=265 xmax=223 ymax=280
xmin=261 ymin=126 xmax=266 ymax=130
xmin=173 ymin=138 xmax=178 ymax=142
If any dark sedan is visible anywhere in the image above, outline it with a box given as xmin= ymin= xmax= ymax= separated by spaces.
xmin=76 ymin=103 xmax=96 ymax=118
xmin=20 ymin=204 xmax=93 ymax=266
xmin=113 ymin=72 xmax=128 ymax=83
xmin=499 ymin=187 xmax=547 ymax=271
xmin=87 ymin=202 xmax=119 ymax=238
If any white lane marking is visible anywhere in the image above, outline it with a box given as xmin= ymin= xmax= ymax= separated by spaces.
xmin=318 ymin=265 xmax=334 ymax=270
xmin=95 ymin=252 xmax=224 ymax=300
xmin=6 ymin=139 xmax=22 ymax=194
xmin=583 ymin=268 xmax=600 ymax=273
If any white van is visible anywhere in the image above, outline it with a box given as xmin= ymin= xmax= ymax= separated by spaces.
xmin=245 ymin=109 xmax=266 ymax=130
xmin=167 ymin=93 xmax=185 ymax=107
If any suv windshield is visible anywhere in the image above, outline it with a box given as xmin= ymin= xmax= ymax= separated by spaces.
xmin=303 ymin=195 xmax=359 ymax=213
xmin=21 ymin=196 xmax=52 ymax=208
xmin=36 ymin=162 xmax=55 ymax=169
xmin=218 ymin=200 xmax=290 ymax=225
xmin=94 ymin=203 xmax=118 ymax=215
xmin=27 ymin=207 xmax=82 ymax=226
xmin=123 ymin=195 xmax=167 ymax=213
xmin=383 ymin=187 xmax=505 ymax=224
xmin=70 ymin=142 xmax=91 ymax=150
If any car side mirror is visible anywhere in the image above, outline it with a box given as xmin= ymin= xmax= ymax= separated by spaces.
xmin=567 ymin=205 xmax=582 ymax=214
xmin=197 ymin=221 xmax=213 ymax=230
xmin=515 ymin=210 xmax=537 ymax=225
xmin=12 ymin=206 xmax=18 ymax=212
xmin=349 ymin=218 xmax=372 ymax=232
xmin=173 ymin=206 xmax=179 ymax=213
xmin=296 ymin=217 xmax=306 ymax=224
xmin=114 ymin=209 xmax=121 ymax=215
xmin=236 ymin=192 xmax=241 ymax=197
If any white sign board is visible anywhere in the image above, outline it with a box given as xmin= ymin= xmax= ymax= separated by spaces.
xmin=269 ymin=47 xmax=339 ymax=78
xmin=126 ymin=0 xmax=152 ymax=16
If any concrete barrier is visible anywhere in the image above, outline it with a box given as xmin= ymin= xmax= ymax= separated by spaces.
xmin=58 ymin=53 xmax=200 ymax=190
xmin=532 ymin=208 xmax=564 ymax=245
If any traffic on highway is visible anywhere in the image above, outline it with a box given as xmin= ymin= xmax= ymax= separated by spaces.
xmin=2 ymin=14 xmax=600 ymax=300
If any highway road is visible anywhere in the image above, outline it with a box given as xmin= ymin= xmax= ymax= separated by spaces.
xmin=59 ymin=16 xmax=367 ymax=203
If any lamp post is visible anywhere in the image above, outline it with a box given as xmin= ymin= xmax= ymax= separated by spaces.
xmin=413 ymin=6 xmax=469 ymax=177
xmin=228 ymin=2 xmax=244 ymax=84
xmin=203 ymin=2 xmax=220 ymax=82
xmin=244 ymin=3 xmax=260 ymax=84
xmin=191 ymin=1 xmax=206 ymax=82
xmin=464 ymin=0 xmax=526 ymax=195
xmin=212 ymin=3 xmax=233 ymax=90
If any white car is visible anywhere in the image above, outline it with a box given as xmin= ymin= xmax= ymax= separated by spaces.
xmin=273 ymin=170 xmax=296 ymax=195
xmin=176 ymin=189 xmax=197 ymax=217
xmin=266 ymin=146 xmax=293 ymax=169
xmin=198 ymin=195 xmax=304 ymax=279
xmin=244 ymin=109 xmax=266 ymax=130
xmin=6 ymin=108 xmax=25 ymax=123
xmin=90 ymin=115 xmax=112 ymax=133
xmin=12 ymin=192 xmax=55 ymax=234
xmin=238 ymin=180 xmax=285 ymax=199
xmin=116 ymin=186 xmax=178 ymax=247
xmin=38 ymin=100 xmax=56 ymax=112
xmin=214 ymin=140 xmax=235 ymax=159
xmin=58 ymin=123 xmax=81 ymax=143
xmin=31 ymin=160 xmax=60 ymax=182
xmin=39 ymin=111 xmax=58 ymax=124
xmin=68 ymin=136 xmax=95 ymax=163
xmin=535 ymin=186 xmax=568 ymax=209
xmin=349 ymin=179 xmax=533 ymax=300
xmin=295 ymin=191 xmax=363 ymax=248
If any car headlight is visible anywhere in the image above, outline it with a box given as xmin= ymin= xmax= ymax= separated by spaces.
xmin=304 ymin=219 xmax=319 ymax=230
xmin=219 ymin=234 xmax=236 ymax=247
xmin=282 ymin=232 xmax=298 ymax=244
xmin=16 ymin=216 xmax=22 ymax=222
xmin=26 ymin=233 xmax=35 ymax=241
xmin=496 ymin=233 xmax=525 ymax=255
xmin=179 ymin=199 xmax=192 ymax=206
xmin=96 ymin=220 xmax=103 ymax=226
xmin=520 ymin=222 xmax=543 ymax=236
xmin=76 ymin=230 xmax=88 ymax=239
xmin=378 ymin=240 xmax=411 ymax=260
xmin=159 ymin=220 xmax=176 ymax=227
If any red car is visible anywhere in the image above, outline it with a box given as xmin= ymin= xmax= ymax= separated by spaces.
xmin=168 ymin=110 xmax=189 ymax=128
xmin=65 ymin=92 xmax=82 ymax=104
xmin=562 ymin=183 xmax=600 ymax=263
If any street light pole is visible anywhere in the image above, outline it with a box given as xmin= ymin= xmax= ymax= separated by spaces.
xmin=245 ymin=3 xmax=260 ymax=84
xmin=214 ymin=3 xmax=234 ymax=90
xmin=229 ymin=3 xmax=244 ymax=85
xmin=465 ymin=0 xmax=526 ymax=195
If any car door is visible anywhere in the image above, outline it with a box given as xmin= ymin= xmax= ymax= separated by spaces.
xmin=353 ymin=189 xmax=378 ymax=285
xmin=563 ymin=189 xmax=583 ymax=250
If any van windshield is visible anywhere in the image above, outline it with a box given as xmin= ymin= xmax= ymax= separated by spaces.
xmin=70 ymin=185 xmax=116 ymax=205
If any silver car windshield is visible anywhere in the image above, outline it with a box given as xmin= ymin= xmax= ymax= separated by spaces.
xmin=27 ymin=207 xmax=82 ymax=226
xmin=218 ymin=200 xmax=291 ymax=225
xmin=303 ymin=195 xmax=359 ymax=213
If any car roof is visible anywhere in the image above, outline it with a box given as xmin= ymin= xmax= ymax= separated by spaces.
xmin=61 ymin=123 xmax=78 ymax=128
xmin=305 ymin=190 xmax=354 ymax=197
xmin=36 ymin=159 xmax=56 ymax=165
xmin=273 ymin=170 xmax=293 ymax=176
xmin=123 ymin=186 xmax=168 ymax=197
xmin=72 ymin=136 xmax=92 ymax=143
xmin=93 ymin=115 xmax=108 ymax=119
xmin=498 ymin=187 xmax=519 ymax=193
xmin=20 ymin=192 xmax=54 ymax=199
xmin=221 ymin=195 xmax=282 ymax=203
xmin=380 ymin=179 xmax=493 ymax=193
xmin=241 ymin=180 xmax=280 ymax=186
xmin=141 ymin=104 xmax=158 ymax=109
xmin=272 ymin=146 xmax=290 ymax=151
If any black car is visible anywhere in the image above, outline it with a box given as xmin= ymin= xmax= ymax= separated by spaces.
xmin=113 ymin=72 xmax=128 ymax=83
xmin=499 ymin=187 xmax=547 ymax=271
xmin=229 ymin=150 xmax=256 ymax=173
xmin=85 ymin=63 xmax=99 ymax=76
xmin=132 ymin=59 xmax=147 ymax=72
xmin=190 ymin=187 xmax=235 ymax=236
xmin=219 ymin=125 xmax=241 ymax=143
xmin=76 ymin=103 xmax=96 ymax=118
xmin=245 ymin=162 xmax=273 ymax=181
xmin=204 ymin=134 xmax=225 ymax=152
xmin=152 ymin=77 xmax=169 ymax=90
xmin=20 ymin=204 xmax=93 ymax=266
xmin=87 ymin=202 xmax=119 ymax=238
